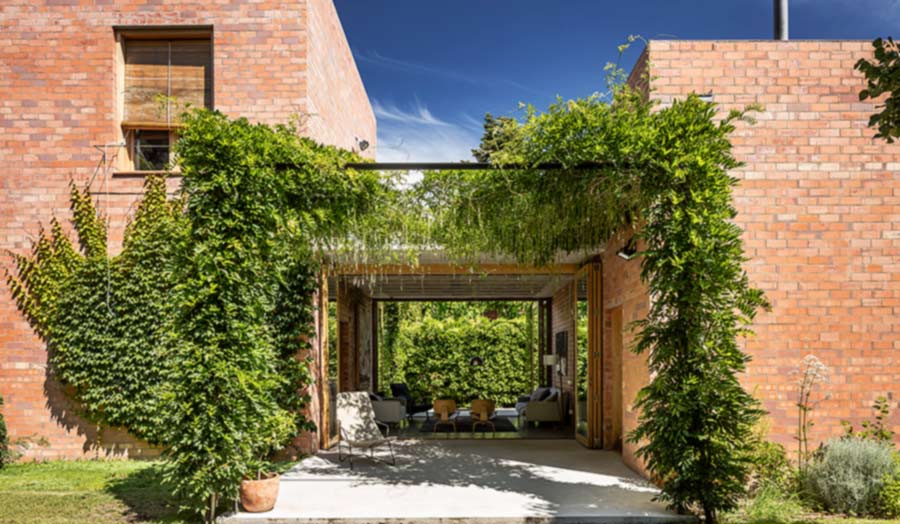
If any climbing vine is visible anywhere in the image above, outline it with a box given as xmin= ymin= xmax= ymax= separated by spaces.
xmin=416 ymin=79 xmax=768 ymax=521
xmin=8 ymin=110 xmax=408 ymax=521
xmin=161 ymin=110 xmax=404 ymax=521
xmin=7 ymin=176 xmax=183 ymax=443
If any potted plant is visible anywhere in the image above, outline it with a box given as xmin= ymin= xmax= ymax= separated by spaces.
xmin=239 ymin=459 xmax=280 ymax=513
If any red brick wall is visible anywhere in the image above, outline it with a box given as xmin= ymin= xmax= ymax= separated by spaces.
xmin=305 ymin=0 xmax=376 ymax=156
xmin=550 ymin=282 xmax=576 ymax=419
xmin=638 ymin=40 xmax=900 ymax=455
xmin=600 ymin=231 xmax=649 ymax=473
xmin=0 ymin=0 xmax=375 ymax=460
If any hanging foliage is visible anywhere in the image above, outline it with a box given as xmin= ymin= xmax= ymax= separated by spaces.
xmin=7 ymin=110 xmax=409 ymax=520
xmin=416 ymin=79 xmax=768 ymax=521
xmin=163 ymin=109 xmax=406 ymax=521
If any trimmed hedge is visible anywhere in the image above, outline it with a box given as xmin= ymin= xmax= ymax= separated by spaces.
xmin=391 ymin=316 xmax=532 ymax=406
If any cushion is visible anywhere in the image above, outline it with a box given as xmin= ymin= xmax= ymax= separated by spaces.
xmin=529 ymin=387 xmax=550 ymax=402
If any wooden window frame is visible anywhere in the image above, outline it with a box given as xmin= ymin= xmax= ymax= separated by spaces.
xmin=114 ymin=26 xmax=213 ymax=174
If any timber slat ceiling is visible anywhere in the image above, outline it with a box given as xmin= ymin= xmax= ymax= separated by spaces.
xmin=333 ymin=273 xmax=573 ymax=300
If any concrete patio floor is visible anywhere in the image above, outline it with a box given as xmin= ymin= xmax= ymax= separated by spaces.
xmin=221 ymin=439 xmax=695 ymax=524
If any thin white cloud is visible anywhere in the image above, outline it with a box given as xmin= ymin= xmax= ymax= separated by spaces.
xmin=372 ymin=99 xmax=481 ymax=184
xmin=355 ymin=48 xmax=541 ymax=95
xmin=372 ymin=99 xmax=453 ymax=127
xmin=460 ymin=113 xmax=487 ymax=132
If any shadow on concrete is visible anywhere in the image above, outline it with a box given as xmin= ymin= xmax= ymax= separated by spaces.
xmin=263 ymin=440 xmax=694 ymax=522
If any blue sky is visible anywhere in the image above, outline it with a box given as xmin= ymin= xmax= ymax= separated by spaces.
xmin=333 ymin=0 xmax=899 ymax=163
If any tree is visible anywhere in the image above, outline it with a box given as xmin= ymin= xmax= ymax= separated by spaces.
xmin=857 ymin=37 xmax=900 ymax=143
xmin=471 ymin=113 xmax=520 ymax=163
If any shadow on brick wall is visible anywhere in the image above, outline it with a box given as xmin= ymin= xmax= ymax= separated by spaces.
xmin=43 ymin=365 xmax=159 ymax=458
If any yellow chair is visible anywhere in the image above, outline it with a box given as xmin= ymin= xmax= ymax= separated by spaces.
xmin=470 ymin=399 xmax=496 ymax=435
xmin=432 ymin=399 xmax=458 ymax=432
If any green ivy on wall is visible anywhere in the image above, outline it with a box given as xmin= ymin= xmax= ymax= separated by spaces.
xmin=8 ymin=176 xmax=183 ymax=444
xmin=7 ymin=110 xmax=407 ymax=521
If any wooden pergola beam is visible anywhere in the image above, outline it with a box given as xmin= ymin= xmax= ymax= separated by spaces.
xmin=332 ymin=262 xmax=579 ymax=276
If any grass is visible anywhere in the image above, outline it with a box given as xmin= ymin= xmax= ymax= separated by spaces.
xmin=0 ymin=460 xmax=190 ymax=524
xmin=723 ymin=483 xmax=900 ymax=524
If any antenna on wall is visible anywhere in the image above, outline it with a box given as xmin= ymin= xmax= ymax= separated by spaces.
xmin=774 ymin=0 xmax=789 ymax=40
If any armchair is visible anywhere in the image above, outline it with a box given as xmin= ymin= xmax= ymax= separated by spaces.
xmin=371 ymin=396 xmax=405 ymax=425
xmin=390 ymin=383 xmax=431 ymax=420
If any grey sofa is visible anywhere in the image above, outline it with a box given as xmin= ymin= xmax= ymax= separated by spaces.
xmin=515 ymin=386 xmax=563 ymax=426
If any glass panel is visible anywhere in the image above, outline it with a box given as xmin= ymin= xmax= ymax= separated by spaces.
xmin=575 ymin=272 xmax=589 ymax=439
xmin=133 ymin=130 xmax=170 ymax=171
xmin=327 ymin=300 xmax=339 ymax=441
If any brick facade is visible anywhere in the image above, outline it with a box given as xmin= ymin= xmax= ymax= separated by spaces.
xmin=600 ymin=231 xmax=649 ymax=472
xmin=0 ymin=0 xmax=374 ymax=460
xmin=628 ymin=40 xmax=900 ymax=456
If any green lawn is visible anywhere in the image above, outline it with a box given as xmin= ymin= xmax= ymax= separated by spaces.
xmin=0 ymin=460 xmax=190 ymax=524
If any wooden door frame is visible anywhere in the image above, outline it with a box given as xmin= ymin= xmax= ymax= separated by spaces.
xmin=318 ymin=273 xmax=340 ymax=450
xmin=574 ymin=263 xmax=603 ymax=448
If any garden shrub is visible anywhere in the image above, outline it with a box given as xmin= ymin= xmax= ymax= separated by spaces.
xmin=393 ymin=316 xmax=531 ymax=406
xmin=803 ymin=438 xmax=895 ymax=516
xmin=746 ymin=421 xmax=792 ymax=492
xmin=876 ymin=451 xmax=900 ymax=518
xmin=726 ymin=482 xmax=803 ymax=524
xmin=0 ymin=395 xmax=9 ymax=467
xmin=841 ymin=395 xmax=894 ymax=443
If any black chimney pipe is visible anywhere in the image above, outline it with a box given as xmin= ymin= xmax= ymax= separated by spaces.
xmin=774 ymin=0 xmax=789 ymax=40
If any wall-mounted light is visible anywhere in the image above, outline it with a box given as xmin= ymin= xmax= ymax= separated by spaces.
xmin=617 ymin=237 xmax=638 ymax=260
xmin=355 ymin=137 xmax=370 ymax=152
xmin=698 ymin=92 xmax=715 ymax=103
xmin=543 ymin=354 xmax=565 ymax=377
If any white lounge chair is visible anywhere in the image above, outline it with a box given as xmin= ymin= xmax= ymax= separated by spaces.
xmin=336 ymin=391 xmax=396 ymax=470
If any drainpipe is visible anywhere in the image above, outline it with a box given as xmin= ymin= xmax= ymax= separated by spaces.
xmin=774 ymin=0 xmax=789 ymax=40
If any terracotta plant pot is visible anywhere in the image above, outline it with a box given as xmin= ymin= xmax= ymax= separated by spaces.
xmin=239 ymin=472 xmax=280 ymax=513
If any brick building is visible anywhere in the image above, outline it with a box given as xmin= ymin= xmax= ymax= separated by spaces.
xmin=0 ymin=1 xmax=897 ymax=471
xmin=0 ymin=0 xmax=374 ymax=459
xmin=326 ymin=39 xmax=898 ymax=477
xmin=631 ymin=40 xmax=899 ymax=467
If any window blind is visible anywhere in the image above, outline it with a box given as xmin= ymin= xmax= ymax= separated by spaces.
xmin=123 ymin=39 xmax=211 ymax=126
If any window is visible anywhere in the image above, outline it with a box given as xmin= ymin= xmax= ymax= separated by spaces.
xmin=117 ymin=29 xmax=212 ymax=171
xmin=133 ymin=130 xmax=171 ymax=171
xmin=123 ymin=38 xmax=212 ymax=126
